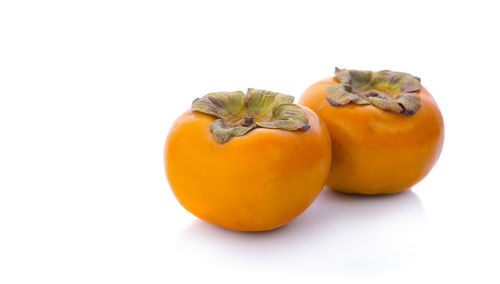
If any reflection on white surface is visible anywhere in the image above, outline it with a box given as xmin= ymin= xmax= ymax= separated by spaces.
xmin=175 ymin=188 xmax=425 ymax=277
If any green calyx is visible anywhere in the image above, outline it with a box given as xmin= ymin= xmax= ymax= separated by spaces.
xmin=326 ymin=67 xmax=422 ymax=115
xmin=192 ymin=88 xmax=310 ymax=143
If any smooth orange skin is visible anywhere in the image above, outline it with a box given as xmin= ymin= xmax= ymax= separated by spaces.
xmin=299 ymin=77 xmax=444 ymax=195
xmin=165 ymin=107 xmax=331 ymax=231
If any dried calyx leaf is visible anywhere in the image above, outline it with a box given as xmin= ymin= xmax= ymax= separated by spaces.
xmin=192 ymin=88 xmax=309 ymax=143
xmin=325 ymin=67 xmax=422 ymax=115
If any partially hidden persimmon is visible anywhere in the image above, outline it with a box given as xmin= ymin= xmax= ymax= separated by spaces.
xmin=165 ymin=89 xmax=331 ymax=231
xmin=299 ymin=68 xmax=444 ymax=195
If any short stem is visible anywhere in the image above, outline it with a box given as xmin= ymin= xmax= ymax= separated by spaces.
xmin=241 ymin=115 xmax=254 ymax=126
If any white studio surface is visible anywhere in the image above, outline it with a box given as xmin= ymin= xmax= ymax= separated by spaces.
xmin=0 ymin=1 xmax=499 ymax=283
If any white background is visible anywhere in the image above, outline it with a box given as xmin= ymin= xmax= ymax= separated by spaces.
xmin=1 ymin=0 xmax=499 ymax=283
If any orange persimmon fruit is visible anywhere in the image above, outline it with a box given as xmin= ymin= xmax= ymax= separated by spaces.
xmin=299 ymin=68 xmax=444 ymax=195
xmin=165 ymin=89 xmax=331 ymax=231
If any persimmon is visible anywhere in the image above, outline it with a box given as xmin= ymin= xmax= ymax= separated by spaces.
xmin=299 ymin=68 xmax=444 ymax=195
xmin=165 ymin=89 xmax=331 ymax=231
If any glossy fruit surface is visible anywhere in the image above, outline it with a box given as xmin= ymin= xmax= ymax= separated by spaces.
xmin=165 ymin=89 xmax=331 ymax=231
xmin=299 ymin=69 xmax=444 ymax=195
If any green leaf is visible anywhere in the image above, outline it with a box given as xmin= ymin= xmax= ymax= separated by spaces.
xmin=246 ymin=88 xmax=294 ymax=120
xmin=256 ymin=104 xmax=310 ymax=131
xmin=191 ymin=88 xmax=309 ymax=143
xmin=327 ymin=68 xmax=422 ymax=115
xmin=192 ymin=91 xmax=245 ymax=120
xmin=209 ymin=119 xmax=254 ymax=143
